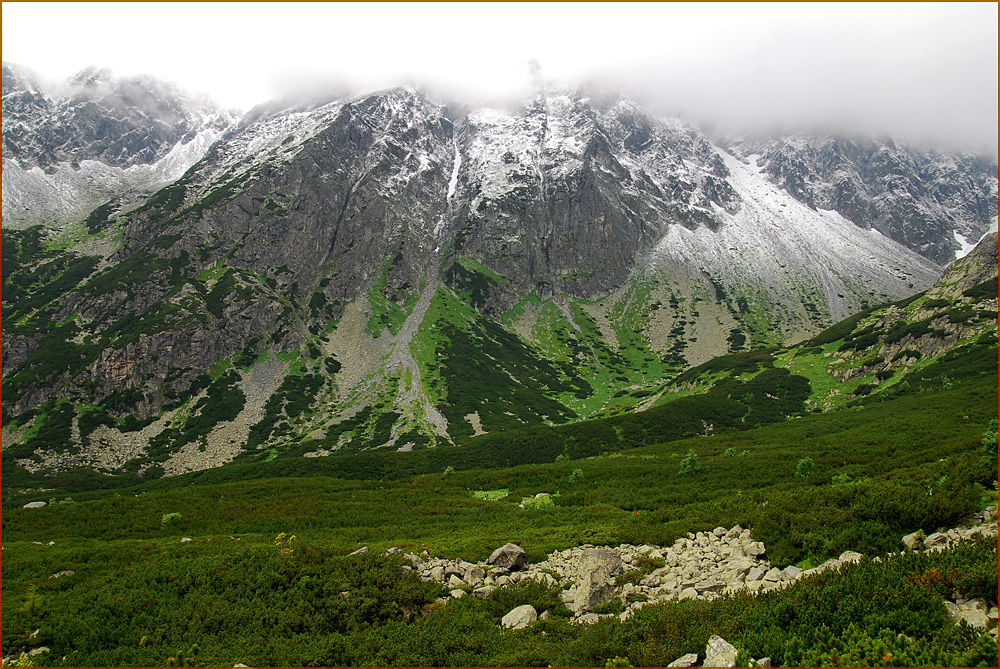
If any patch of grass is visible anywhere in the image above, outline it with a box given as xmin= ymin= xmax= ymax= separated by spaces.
xmin=472 ymin=489 xmax=510 ymax=500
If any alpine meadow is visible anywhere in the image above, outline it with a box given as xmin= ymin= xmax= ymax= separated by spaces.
xmin=1 ymin=53 xmax=998 ymax=668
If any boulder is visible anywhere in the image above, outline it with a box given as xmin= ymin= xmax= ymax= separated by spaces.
xmin=923 ymin=532 xmax=948 ymax=548
xmin=951 ymin=599 xmax=989 ymax=628
xmin=501 ymin=604 xmax=537 ymax=629
xmin=901 ymin=532 xmax=922 ymax=550
xmin=730 ymin=560 xmax=753 ymax=577
xmin=782 ymin=566 xmax=802 ymax=580
xmin=679 ymin=587 xmax=700 ymax=600
xmin=487 ymin=543 xmax=528 ymax=571
xmin=762 ymin=567 xmax=782 ymax=582
xmin=696 ymin=579 xmax=725 ymax=593
xmin=838 ymin=550 xmax=863 ymax=563
xmin=703 ymin=635 xmax=739 ymax=667
xmin=448 ymin=574 xmax=465 ymax=588
xmin=573 ymin=549 xmax=623 ymax=612
xmin=465 ymin=566 xmax=486 ymax=587
xmin=49 ymin=570 xmax=75 ymax=579
xmin=348 ymin=546 xmax=369 ymax=555
xmin=23 ymin=501 xmax=46 ymax=509
xmin=815 ymin=558 xmax=842 ymax=573
xmin=575 ymin=612 xmax=601 ymax=625
xmin=747 ymin=542 xmax=766 ymax=557
xmin=667 ymin=653 xmax=699 ymax=667
xmin=745 ymin=567 xmax=765 ymax=582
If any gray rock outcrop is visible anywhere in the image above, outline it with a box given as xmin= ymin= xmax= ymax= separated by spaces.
xmin=412 ymin=509 xmax=997 ymax=626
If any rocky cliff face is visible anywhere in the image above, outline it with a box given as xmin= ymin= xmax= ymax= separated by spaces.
xmin=725 ymin=134 xmax=998 ymax=264
xmin=449 ymin=95 xmax=740 ymax=303
xmin=2 ymin=62 xmax=237 ymax=228
xmin=2 ymin=77 xmax=994 ymax=477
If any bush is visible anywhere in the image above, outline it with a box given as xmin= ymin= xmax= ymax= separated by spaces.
xmin=979 ymin=419 xmax=998 ymax=485
xmin=160 ymin=512 xmax=182 ymax=527
xmin=796 ymin=457 xmax=814 ymax=478
xmin=482 ymin=580 xmax=565 ymax=620
xmin=678 ymin=450 xmax=701 ymax=476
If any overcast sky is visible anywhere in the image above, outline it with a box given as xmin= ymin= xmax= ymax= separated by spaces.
xmin=3 ymin=2 xmax=997 ymax=155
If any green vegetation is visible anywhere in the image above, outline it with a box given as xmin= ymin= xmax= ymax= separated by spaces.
xmin=3 ymin=177 xmax=998 ymax=664
xmin=2 ymin=368 xmax=996 ymax=665
xmin=3 ymin=301 xmax=997 ymax=665
xmin=366 ymin=253 xmax=417 ymax=336
xmin=412 ymin=287 xmax=588 ymax=438
xmin=678 ymin=449 xmax=701 ymax=476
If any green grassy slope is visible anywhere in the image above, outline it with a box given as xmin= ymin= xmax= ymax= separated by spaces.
xmin=3 ymin=355 xmax=996 ymax=665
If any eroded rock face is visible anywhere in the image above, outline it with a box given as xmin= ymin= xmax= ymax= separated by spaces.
xmin=4 ymin=80 xmax=993 ymax=473
xmin=3 ymin=63 xmax=232 ymax=171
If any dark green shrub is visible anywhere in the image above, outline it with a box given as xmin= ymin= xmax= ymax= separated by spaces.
xmin=482 ymin=579 xmax=565 ymax=620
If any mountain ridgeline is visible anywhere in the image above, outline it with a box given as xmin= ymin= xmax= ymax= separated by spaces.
xmin=2 ymin=63 xmax=997 ymax=481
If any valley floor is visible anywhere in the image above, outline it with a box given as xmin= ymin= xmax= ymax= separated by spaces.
xmin=2 ymin=372 xmax=997 ymax=667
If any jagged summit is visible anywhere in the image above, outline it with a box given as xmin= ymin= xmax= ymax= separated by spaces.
xmin=2 ymin=63 xmax=239 ymax=228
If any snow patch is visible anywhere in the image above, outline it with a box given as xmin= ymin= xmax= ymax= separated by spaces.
xmin=954 ymin=230 xmax=977 ymax=259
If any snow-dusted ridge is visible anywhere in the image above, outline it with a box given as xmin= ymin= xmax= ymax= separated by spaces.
xmin=2 ymin=62 xmax=241 ymax=229
xmin=2 ymin=121 xmax=230 ymax=229
xmin=649 ymin=147 xmax=943 ymax=326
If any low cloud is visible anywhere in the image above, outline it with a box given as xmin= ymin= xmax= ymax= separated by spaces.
xmin=4 ymin=3 xmax=996 ymax=156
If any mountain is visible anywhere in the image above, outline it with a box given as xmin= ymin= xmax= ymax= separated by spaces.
xmin=659 ymin=230 xmax=997 ymax=414
xmin=1 ymin=62 xmax=238 ymax=228
xmin=1 ymin=76 xmax=997 ymax=479
xmin=724 ymin=134 xmax=998 ymax=264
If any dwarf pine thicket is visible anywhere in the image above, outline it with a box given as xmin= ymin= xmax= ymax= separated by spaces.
xmin=2 ymin=354 xmax=997 ymax=666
